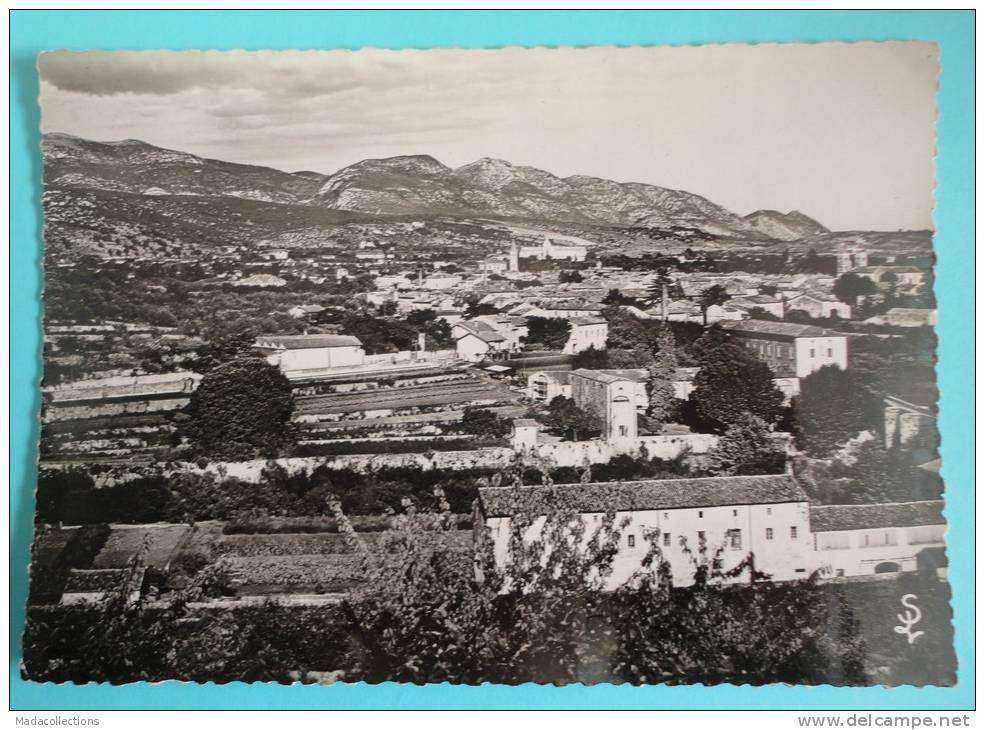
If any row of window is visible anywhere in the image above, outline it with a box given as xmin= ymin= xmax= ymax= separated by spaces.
xmin=816 ymin=526 xmax=944 ymax=551
xmin=626 ymin=526 xmax=799 ymax=549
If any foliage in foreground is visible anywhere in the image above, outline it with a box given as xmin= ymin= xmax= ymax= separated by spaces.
xmin=25 ymin=463 xmax=886 ymax=687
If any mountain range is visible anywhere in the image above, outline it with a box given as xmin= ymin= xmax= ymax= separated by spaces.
xmin=42 ymin=134 xmax=829 ymax=241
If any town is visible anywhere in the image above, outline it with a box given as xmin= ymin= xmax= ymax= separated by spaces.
xmin=26 ymin=136 xmax=949 ymax=687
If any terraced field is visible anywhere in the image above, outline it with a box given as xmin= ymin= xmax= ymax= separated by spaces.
xmin=295 ymin=379 xmax=520 ymax=416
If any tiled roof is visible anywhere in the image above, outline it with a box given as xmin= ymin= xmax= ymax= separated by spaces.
xmin=455 ymin=321 xmax=507 ymax=343
xmin=719 ymin=319 xmax=837 ymax=338
xmin=569 ymin=368 xmax=634 ymax=384
xmin=568 ymin=316 xmax=608 ymax=326
xmin=810 ymin=501 xmax=945 ymax=532
xmin=479 ymin=474 xmax=807 ymax=517
xmin=529 ymin=370 xmax=573 ymax=384
xmin=786 ymin=289 xmax=840 ymax=303
xmin=255 ymin=334 xmax=363 ymax=350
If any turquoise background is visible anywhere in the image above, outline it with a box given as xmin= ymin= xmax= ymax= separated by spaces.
xmin=10 ymin=10 xmax=974 ymax=710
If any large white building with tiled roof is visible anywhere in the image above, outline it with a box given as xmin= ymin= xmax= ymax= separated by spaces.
xmin=478 ymin=474 xmax=816 ymax=588
xmin=718 ymin=319 xmax=848 ymax=379
xmin=810 ymin=501 xmax=946 ymax=578
xmin=477 ymin=478 xmax=946 ymax=587
xmin=254 ymin=334 xmax=366 ymax=374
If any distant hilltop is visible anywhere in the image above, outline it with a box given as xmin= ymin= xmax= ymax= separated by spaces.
xmin=45 ymin=133 xmax=833 ymax=240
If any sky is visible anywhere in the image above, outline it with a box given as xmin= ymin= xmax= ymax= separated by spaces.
xmin=39 ymin=43 xmax=938 ymax=231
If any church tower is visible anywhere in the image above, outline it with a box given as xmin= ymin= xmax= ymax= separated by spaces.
xmin=508 ymin=241 xmax=520 ymax=272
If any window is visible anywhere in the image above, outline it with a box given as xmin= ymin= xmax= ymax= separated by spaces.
xmin=627 ymin=535 xmax=636 ymax=548
xmin=663 ymin=532 xmax=671 ymax=547
xmin=766 ymin=507 xmax=772 ymax=516
xmin=728 ymin=529 xmax=742 ymax=550
xmin=809 ymin=348 xmax=815 ymax=358
xmin=827 ymin=348 xmax=833 ymax=357
xmin=619 ymin=425 xmax=627 ymax=436
xmin=795 ymin=568 xmax=807 ymax=574
xmin=908 ymin=525 xmax=945 ymax=545
xmin=836 ymin=569 xmax=845 ymax=577
xmin=818 ymin=533 xmax=851 ymax=551
xmin=697 ymin=531 xmax=706 ymax=543
xmin=765 ymin=528 xmax=774 ymax=541
xmin=861 ymin=530 xmax=898 ymax=548
xmin=732 ymin=509 xmax=738 ymax=517
xmin=790 ymin=526 xmax=798 ymax=539
xmin=663 ymin=512 xmax=669 ymax=520
xmin=698 ymin=511 xmax=704 ymax=518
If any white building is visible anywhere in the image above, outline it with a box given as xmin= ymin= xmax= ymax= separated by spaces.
xmin=453 ymin=321 xmax=510 ymax=362
xmin=527 ymin=369 xmax=648 ymax=412
xmin=810 ymin=501 xmax=946 ymax=578
xmin=718 ymin=319 xmax=848 ymax=379
xmin=569 ymin=369 xmax=640 ymax=443
xmin=784 ymin=290 xmax=851 ymax=320
xmin=517 ymin=235 xmax=588 ymax=262
xmin=477 ymin=475 xmax=816 ymax=589
xmin=254 ymin=334 xmax=365 ymax=375
xmin=563 ymin=317 xmax=609 ymax=354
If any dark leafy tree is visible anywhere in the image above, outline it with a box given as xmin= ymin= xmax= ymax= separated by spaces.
xmin=181 ymin=357 xmax=296 ymax=458
xmin=792 ymin=365 xmax=868 ymax=457
xmin=558 ymin=270 xmax=584 ymax=284
xmin=704 ymin=413 xmax=786 ymax=476
xmin=698 ymin=284 xmax=731 ymax=325
xmin=691 ymin=328 xmax=785 ymax=429
xmin=464 ymin=300 xmax=499 ymax=318
xmin=542 ymin=395 xmax=603 ymax=441
xmin=456 ymin=407 xmax=511 ymax=438
xmin=646 ymin=326 xmax=678 ymax=429
xmin=833 ymin=273 xmax=878 ymax=305
xmin=522 ymin=317 xmax=571 ymax=351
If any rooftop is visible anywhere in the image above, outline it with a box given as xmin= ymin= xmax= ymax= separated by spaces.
xmin=810 ymin=501 xmax=945 ymax=532
xmin=719 ymin=319 xmax=839 ymax=339
xmin=479 ymin=474 xmax=806 ymax=517
xmin=255 ymin=334 xmax=363 ymax=350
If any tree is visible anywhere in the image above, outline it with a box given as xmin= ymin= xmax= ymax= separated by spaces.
xmin=336 ymin=475 xmax=867 ymax=686
xmin=832 ymin=272 xmax=878 ymax=305
xmin=542 ymin=396 xmax=603 ymax=441
xmin=647 ymin=267 xmax=676 ymax=319
xmin=558 ymin=270 xmax=584 ymax=284
xmin=457 ymin=407 xmax=510 ymax=438
xmin=792 ymin=365 xmax=867 ymax=457
xmin=691 ymin=328 xmax=785 ymax=429
xmin=522 ymin=316 xmax=571 ymax=351
xmin=602 ymin=289 xmax=639 ymax=307
xmin=698 ymin=284 xmax=730 ymax=325
xmin=464 ymin=300 xmax=498 ymax=318
xmin=609 ymin=541 xmax=866 ymax=685
xmin=646 ymin=325 xmax=678 ymax=429
xmin=704 ymin=413 xmax=786 ymax=476
xmin=181 ymin=357 xmax=296 ymax=458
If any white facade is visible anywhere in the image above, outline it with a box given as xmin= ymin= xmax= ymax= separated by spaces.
xmin=254 ymin=335 xmax=366 ymax=374
xmin=784 ymin=292 xmax=852 ymax=320
xmin=792 ymin=336 xmax=848 ymax=378
xmin=479 ymin=476 xmax=815 ymax=589
xmin=564 ymin=319 xmax=609 ymax=354
xmin=810 ymin=502 xmax=946 ymax=578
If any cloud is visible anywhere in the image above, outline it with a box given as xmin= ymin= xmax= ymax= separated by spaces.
xmin=38 ymin=44 xmax=938 ymax=231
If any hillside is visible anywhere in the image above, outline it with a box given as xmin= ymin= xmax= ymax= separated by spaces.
xmin=316 ymin=155 xmax=759 ymax=236
xmin=43 ymin=134 xmax=325 ymax=204
xmin=42 ymin=134 xmax=928 ymax=260
xmin=744 ymin=209 xmax=829 ymax=241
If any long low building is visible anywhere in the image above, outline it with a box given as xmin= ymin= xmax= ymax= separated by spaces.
xmin=478 ymin=474 xmax=816 ymax=588
xmin=810 ymin=501 xmax=946 ymax=578
xmin=477 ymin=476 xmax=946 ymax=588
